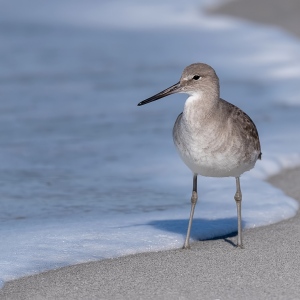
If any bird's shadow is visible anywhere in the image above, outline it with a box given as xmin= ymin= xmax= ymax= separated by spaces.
xmin=148 ymin=217 xmax=245 ymax=247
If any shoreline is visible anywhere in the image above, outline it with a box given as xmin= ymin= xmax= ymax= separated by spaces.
xmin=267 ymin=167 xmax=300 ymax=202
xmin=1 ymin=167 xmax=300 ymax=299
xmin=208 ymin=0 xmax=300 ymax=39
xmin=2 ymin=1 xmax=300 ymax=299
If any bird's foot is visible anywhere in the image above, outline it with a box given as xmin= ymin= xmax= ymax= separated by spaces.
xmin=182 ymin=243 xmax=191 ymax=250
xmin=236 ymin=243 xmax=244 ymax=249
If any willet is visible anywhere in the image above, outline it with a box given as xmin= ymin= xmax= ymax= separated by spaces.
xmin=138 ymin=63 xmax=261 ymax=249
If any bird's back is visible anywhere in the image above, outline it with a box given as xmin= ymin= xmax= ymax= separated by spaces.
xmin=219 ymin=98 xmax=261 ymax=159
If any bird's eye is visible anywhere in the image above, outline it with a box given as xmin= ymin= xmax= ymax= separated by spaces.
xmin=193 ymin=75 xmax=201 ymax=80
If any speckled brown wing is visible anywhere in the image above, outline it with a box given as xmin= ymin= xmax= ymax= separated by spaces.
xmin=221 ymin=99 xmax=262 ymax=160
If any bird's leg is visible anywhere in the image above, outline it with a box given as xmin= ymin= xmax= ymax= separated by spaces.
xmin=183 ymin=174 xmax=198 ymax=249
xmin=234 ymin=177 xmax=243 ymax=248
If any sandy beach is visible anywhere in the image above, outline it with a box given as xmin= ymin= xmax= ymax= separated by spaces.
xmin=1 ymin=0 xmax=300 ymax=299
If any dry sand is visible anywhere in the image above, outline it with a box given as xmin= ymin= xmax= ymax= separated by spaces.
xmin=1 ymin=1 xmax=300 ymax=299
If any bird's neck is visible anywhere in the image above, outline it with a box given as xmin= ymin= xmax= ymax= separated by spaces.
xmin=183 ymin=90 xmax=219 ymax=127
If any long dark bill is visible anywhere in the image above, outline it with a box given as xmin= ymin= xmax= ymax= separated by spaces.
xmin=137 ymin=82 xmax=181 ymax=106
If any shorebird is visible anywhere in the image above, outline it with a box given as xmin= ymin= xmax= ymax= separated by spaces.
xmin=138 ymin=63 xmax=261 ymax=249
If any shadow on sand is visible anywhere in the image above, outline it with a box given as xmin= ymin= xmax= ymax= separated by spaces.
xmin=148 ymin=217 xmax=245 ymax=247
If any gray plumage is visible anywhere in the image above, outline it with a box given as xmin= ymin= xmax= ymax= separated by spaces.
xmin=138 ymin=63 xmax=262 ymax=249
